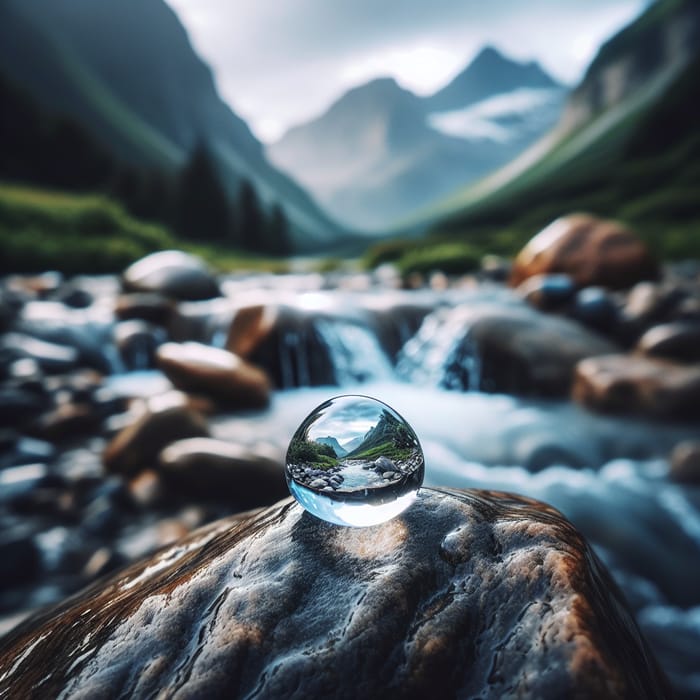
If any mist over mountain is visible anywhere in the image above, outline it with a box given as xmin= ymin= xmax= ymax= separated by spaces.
xmin=0 ymin=0 xmax=342 ymax=248
xmin=426 ymin=46 xmax=561 ymax=113
xmin=268 ymin=47 xmax=565 ymax=231
xmin=425 ymin=0 xmax=700 ymax=262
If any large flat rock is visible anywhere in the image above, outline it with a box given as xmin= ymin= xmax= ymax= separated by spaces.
xmin=0 ymin=489 xmax=669 ymax=699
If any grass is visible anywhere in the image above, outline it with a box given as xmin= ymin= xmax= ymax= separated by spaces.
xmin=346 ymin=441 xmax=415 ymax=462
xmin=0 ymin=182 xmax=289 ymax=275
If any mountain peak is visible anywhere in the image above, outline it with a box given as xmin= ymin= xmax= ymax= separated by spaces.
xmin=428 ymin=45 xmax=561 ymax=113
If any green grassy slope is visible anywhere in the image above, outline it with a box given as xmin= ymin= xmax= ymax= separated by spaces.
xmin=386 ymin=0 xmax=700 ymax=265
xmin=0 ymin=0 xmax=344 ymax=248
xmin=426 ymin=53 xmax=700 ymax=260
xmin=0 ymin=183 xmax=288 ymax=275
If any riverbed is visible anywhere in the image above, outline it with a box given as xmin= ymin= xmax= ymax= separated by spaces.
xmin=2 ymin=266 xmax=700 ymax=696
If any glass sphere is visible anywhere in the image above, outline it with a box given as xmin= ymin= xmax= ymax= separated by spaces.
xmin=285 ymin=395 xmax=424 ymax=527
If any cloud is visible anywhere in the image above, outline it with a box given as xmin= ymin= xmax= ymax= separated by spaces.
xmin=165 ymin=0 xmax=646 ymax=141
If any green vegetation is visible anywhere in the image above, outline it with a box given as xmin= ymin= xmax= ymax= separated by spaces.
xmin=0 ymin=70 xmax=293 ymax=260
xmin=363 ymin=239 xmax=482 ymax=277
xmin=0 ymin=183 xmax=290 ymax=274
xmin=287 ymin=437 xmax=339 ymax=470
xmin=0 ymin=184 xmax=171 ymax=274
xmin=345 ymin=410 xmax=417 ymax=462
xmin=416 ymin=50 xmax=700 ymax=263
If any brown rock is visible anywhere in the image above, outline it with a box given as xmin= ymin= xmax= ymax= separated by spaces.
xmin=636 ymin=321 xmax=700 ymax=363
xmin=0 ymin=488 xmax=670 ymax=699
xmin=156 ymin=342 xmax=270 ymax=408
xmin=225 ymin=304 xmax=277 ymax=358
xmin=402 ymin=304 xmax=617 ymax=397
xmin=27 ymin=402 xmax=100 ymax=442
xmin=224 ymin=305 xmax=337 ymax=387
xmin=158 ymin=437 xmax=287 ymax=508
xmin=128 ymin=469 xmax=164 ymax=508
xmin=103 ymin=392 xmax=210 ymax=475
xmin=669 ymin=440 xmax=700 ymax=484
xmin=510 ymin=214 xmax=659 ymax=289
xmin=573 ymin=354 xmax=700 ymax=418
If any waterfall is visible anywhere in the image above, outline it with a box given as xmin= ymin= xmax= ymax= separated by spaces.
xmin=396 ymin=308 xmax=481 ymax=391
xmin=314 ymin=318 xmax=395 ymax=385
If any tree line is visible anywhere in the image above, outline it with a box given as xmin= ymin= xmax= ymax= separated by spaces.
xmin=0 ymin=71 xmax=292 ymax=257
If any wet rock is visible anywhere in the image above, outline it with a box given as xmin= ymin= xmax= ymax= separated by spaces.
xmin=573 ymin=354 xmax=700 ymax=418
xmin=0 ymin=489 xmax=670 ymax=699
xmin=225 ymin=305 xmax=337 ymax=387
xmin=510 ymin=214 xmax=659 ymax=290
xmin=0 ymin=332 xmax=79 ymax=374
xmin=27 ymin=403 xmax=100 ymax=442
xmin=114 ymin=292 xmax=176 ymax=326
xmin=0 ymin=464 xmax=51 ymax=508
xmin=374 ymin=455 xmax=398 ymax=472
xmin=0 ymin=287 xmax=22 ymax=331
xmin=621 ymin=282 xmax=686 ymax=331
xmin=113 ymin=320 xmax=165 ymax=371
xmin=368 ymin=303 xmax=432 ymax=361
xmin=156 ymin=342 xmax=270 ymax=408
xmin=225 ymin=304 xmax=276 ymax=358
xmin=8 ymin=272 xmax=63 ymax=298
xmin=0 ymin=435 xmax=55 ymax=470
xmin=103 ymin=392 xmax=210 ymax=476
xmin=12 ymin=317 xmax=113 ymax=374
xmin=636 ymin=321 xmax=700 ymax=363
xmin=0 ymin=388 xmax=46 ymax=429
xmin=571 ymin=286 xmax=620 ymax=334
xmin=403 ymin=304 xmax=617 ymax=397
xmin=122 ymin=250 xmax=221 ymax=301
xmin=158 ymin=437 xmax=287 ymax=507
xmin=52 ymin=284 xmax=93 ymax=309
xmin=128 ymin=470 xmax=164 ymax=509
xmin=669 ymin=441 xmax=700 ymax=484
xmin=516 ymin=273 xmax=576 ymax=310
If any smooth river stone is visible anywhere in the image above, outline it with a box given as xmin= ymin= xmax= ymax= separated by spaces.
xmin=225 ymin=304 xmax=338 ymax=387
xmin=104 ymin=392 xmax=210 ymax=475
xmin=122 ymin=250 xmax=221 ymax=301
xmin=510 ymin=214 xmax=658 ymax=290
xmin=158 ymin=437 xmax=287 ymax=508
xmin=573 ymin=354 xmax=700 ymax=418
xmin=156 ymin=342 xmax=270 ymax=408
xmin=0 ymin=488 xmax=670 ymax=699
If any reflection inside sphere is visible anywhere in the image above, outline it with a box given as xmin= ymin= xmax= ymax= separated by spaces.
xmin=285 ymin=395 xmax=424 ymax=527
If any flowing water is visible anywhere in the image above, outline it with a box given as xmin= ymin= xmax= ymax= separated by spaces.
xmin=17 ymin=273 xmax=700 ymax=695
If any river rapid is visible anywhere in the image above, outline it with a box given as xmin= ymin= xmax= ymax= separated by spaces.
xmin=3 ymin=268 xmax=700 ymax=697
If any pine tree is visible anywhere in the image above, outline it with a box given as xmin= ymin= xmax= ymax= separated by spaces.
xmin=265 ymin=203 xmax=292 ymax=256
xmin=238 ymin=179 xmax=263 ymax=252
xmin=176 ymin=142 xmax=231 ymax=242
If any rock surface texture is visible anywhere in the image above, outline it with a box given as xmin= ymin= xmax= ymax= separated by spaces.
xmin=573 ymin=354 xmax=700 ymax=418
xmin=510 ymin=214 xmax=658 ymax=289
xmin=0 ymin=488 xmax=669 ymax=699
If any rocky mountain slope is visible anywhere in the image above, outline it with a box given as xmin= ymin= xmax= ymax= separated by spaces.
xmin=268 ymin=47 xmax=565 ymax=231
xmin=0 ymin=0 xmax=342 ymax=248
xmin=422 ymin=0 xmax=700 ymax=260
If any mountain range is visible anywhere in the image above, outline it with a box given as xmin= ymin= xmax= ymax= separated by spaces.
xmin=268 ymin=47 xmax=565 ymax=231
xmin=421 ymin=0 xmax=700 ymax=261
xmin=0 ymin=0 xmax=342 ymax=249
xmin=316 ymin=436 xmax=348 ymax=457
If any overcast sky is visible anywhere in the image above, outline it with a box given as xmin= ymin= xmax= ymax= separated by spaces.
xmin=164 ymin=0 xmax=647 ymax=143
